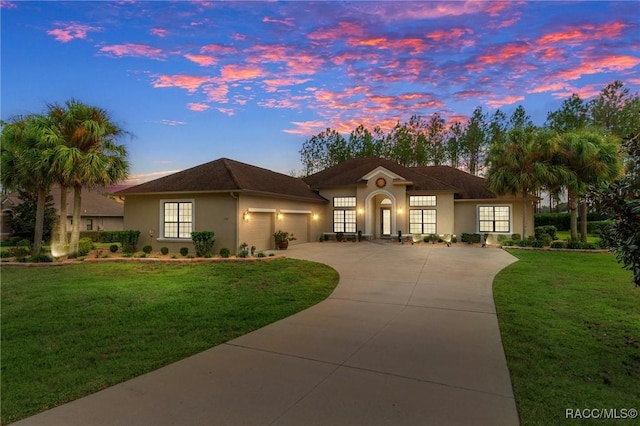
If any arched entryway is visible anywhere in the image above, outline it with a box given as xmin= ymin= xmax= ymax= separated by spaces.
xmin=364 ymin=191 xmax=397 ymax=238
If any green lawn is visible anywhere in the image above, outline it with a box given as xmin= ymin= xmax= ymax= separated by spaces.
xmin=1 ymin=259 xmax=339 ymax=424
xmin=554 ymin=230 xmax=599 ymax=243
xmin=494 ymin=250 xmax=640 ymax=425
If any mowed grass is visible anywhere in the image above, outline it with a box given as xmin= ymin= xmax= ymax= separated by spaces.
xmin=1 ymin=259 xmax=339 ymax=424
xmin=494 ymin=250 xmax=640 ymax=425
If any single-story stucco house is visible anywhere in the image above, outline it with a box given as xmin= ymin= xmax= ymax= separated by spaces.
xmin=115 ymin=157 xmax=535 ymax=253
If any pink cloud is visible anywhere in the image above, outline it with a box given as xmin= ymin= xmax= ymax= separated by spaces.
xmin=203 ymin=83 xmax=229 ymax=103
xmin=216 ymin=107 xmax=235 ymax=116
xmin=184 ymin=54 xmax=216 ymax=66
xmin=200 ymin=44 xmax=236 ymax=55
xmin=263 ymin=78 xmax=311 ymax=93
xmin=47 ymin=22 xmax=102 ymax=43
xmin=125 ymin=169 xmax=182 ymax=185
xmin=555 ymin=54 xmax=640 ymax=81
xmin=283 ymin=120 xmax=327 ymax=135
xmin=262 ymin=16 xmax=295 ymax=27
xmin=486 ymin=95 xmax=525 ymax=108
xmin=0 ymin=1 xmax=17 ymax=9
xmin=152 ymin=74 xmax=211 ymax=92
xmin=150 ymin=28 xmax=168 ymax=38
xmin=99 ymin=43 xmax=165 ymax=60
xmin=220 ymin=64 xmax=265 ymax=81
xmin=536 ymin=22 xmax=628 ymax=47
xmin=187 ymin=103 xmax=210 ymax=112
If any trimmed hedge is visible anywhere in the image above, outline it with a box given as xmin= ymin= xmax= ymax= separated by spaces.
xmin=79 ymin=230 xmax=140 ymax=254
xmin=534 ymin=213 xmax=608 ymax=231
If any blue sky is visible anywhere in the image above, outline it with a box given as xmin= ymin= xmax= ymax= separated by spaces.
xmin=2 ymin=1 xmax=639 ymax=184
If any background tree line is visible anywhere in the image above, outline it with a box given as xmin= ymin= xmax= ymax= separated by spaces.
xmin=300 ymin=81 xmax=636 ymax=178
xmin=1 ymin=99 xmax=130 ymax=258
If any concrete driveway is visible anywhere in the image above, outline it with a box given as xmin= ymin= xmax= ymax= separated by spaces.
xmin=14 ymin=242 xmax=519 ymax=426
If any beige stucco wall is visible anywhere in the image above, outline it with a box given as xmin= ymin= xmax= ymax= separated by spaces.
xmin=454 ymin=197 xmax=535 ymax=238
xmin=122 ymin=192 xmax=237 ymax=255
xmin=316 ymin=171 xmax=458 ymax=239
xmin=237 ymin=194 xmax=326 ymax=249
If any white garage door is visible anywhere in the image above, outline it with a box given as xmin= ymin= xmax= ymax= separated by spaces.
xmin=243 ymin=212 xmax=273 ymax=251
xmin=281 ymin=214 xmax=309 ymax=244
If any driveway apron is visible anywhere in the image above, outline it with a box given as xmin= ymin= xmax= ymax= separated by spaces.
xmin=14 ymin=242 xmax=520 ymax=426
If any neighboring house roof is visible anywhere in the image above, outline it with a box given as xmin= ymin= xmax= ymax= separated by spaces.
xmin=51 ymin=187 xmax=124 ymax=217
xmin=116 ymin=158 xmax=326 ymax=202
xmin=412 ymin=166 xmax=497 ymax=199
xmin=2 ymin=187 xmax=124 ymax=217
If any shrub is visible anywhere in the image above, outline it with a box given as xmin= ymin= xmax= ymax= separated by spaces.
xmin=534 ymin=225 xmax=557 ymax=240
xmin=179 ymin=247 xmax=189 ymax=257
xmin=596 ymin=238 xmax=610 ymax=249
xmin=109 ymin=244 xmax=119 ymax=253
xmin=142 ymin=245 xmax=153 ymax=254
xmin=551 ymin=241 xmax=567 ymax=249
xmin=539 ymin=234 xmax=553 ymax=247
xmin=8 ymin=245 xmax=30 ymax=258
xmin=119 ymin=230 xmax=141 ymax=254
xmin=160 ymin=247 xmax=169 ymax=255
xmin=451 ymin=236 xmax=457 ymax=243
xmin=78 ymin=237 xmax=93 ymax=257
xmin=336 ymin=232 xmax=344 ymax=242
xmin=29 ymin=253 xmax=53 ymax=263
xmin=511 ymin=234 xmax=521 ymax=241
xmin=497 ymin=234 xmax=508 ymax=242
xmin=269 ymin=253 xmax=275 ymax=257
xmin=257 ymin=251 xmax=266 ymax=258
xmin=501 ymin=239 xmax=515 ymax=247
xmin=588 ymin=220 xmax=614 ymax=235
xmin=461 ymin=233 xmax=481 ymax=244
xmin=219 ymin=247 xmax=231 ymax=258
xmin=191 ymin=231 xmax=215 ymax=257
xmin=237 ymin=251 xmax=248 ymax=258
xmin=3 ymin=236 xmax=22 ymax=246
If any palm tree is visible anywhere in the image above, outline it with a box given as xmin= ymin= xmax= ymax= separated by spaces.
xmin=0 ymin=116 xmax=55 ymax=255
xmin=553 ymin=129 xmax=622 ymax=242
xmin=486 ymin=128 xmax=565 ymax=238
xmin=40 ymin=100 xmax=130 ymax=256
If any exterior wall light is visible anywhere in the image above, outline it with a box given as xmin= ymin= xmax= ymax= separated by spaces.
xmin=357 ymin=208 xmax=364 ymax=215
xmin=277 ymin=212 xmax=284 ymax=220
xmin=312 ymin=213 xmax=319 ymax=221
xmin=243 ymin=211 xmax=251 ymax=222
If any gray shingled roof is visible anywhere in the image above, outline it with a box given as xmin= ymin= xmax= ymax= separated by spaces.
xmin=116 ymin=158 xmax=326 ymax=202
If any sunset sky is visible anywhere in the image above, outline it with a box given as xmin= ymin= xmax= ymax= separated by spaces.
xmin=2 ymin=1 xmax=639 ymax=184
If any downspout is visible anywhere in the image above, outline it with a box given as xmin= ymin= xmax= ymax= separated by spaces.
xmin=230 ymin=192 xmax=239 ymax=252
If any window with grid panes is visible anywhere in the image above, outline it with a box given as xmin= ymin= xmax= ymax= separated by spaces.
xmin=478 ymin=206 xmax=510 ymax=233
xmin=409 ymin=209 xmax=436 ymax=234
xmin=409 ymin=195 xmax=436 ymax=207
xmin=163 ymin=201 xmax=193 ymax=238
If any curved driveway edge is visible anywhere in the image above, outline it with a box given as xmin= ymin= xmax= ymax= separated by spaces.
xmin=13 ymin=242 xmax=519 ymax=426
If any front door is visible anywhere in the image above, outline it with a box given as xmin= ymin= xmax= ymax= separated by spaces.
xmin=381 ymin=208 xmax=391 ymax=236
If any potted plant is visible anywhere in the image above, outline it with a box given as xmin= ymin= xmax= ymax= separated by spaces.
xmin=239 ymin=242 xmax=249 ymax=257
xmin=273 ymin=230 xmax=296 ymax=249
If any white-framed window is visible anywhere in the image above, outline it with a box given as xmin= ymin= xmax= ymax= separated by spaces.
xmin=409 ymin=195 xmax=436 ymax=207
xmin=162 ymin=200 xmax=193 ymax=239
xmin=333 ymin=196 xmax=356 ymax=207
xmin=409 ymin=209 xmax=436 ymax=234
xmin=334 ymin=209 xmax=356 ymax=233
xmin=478 ymin=206 xmax=511 ymax=233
